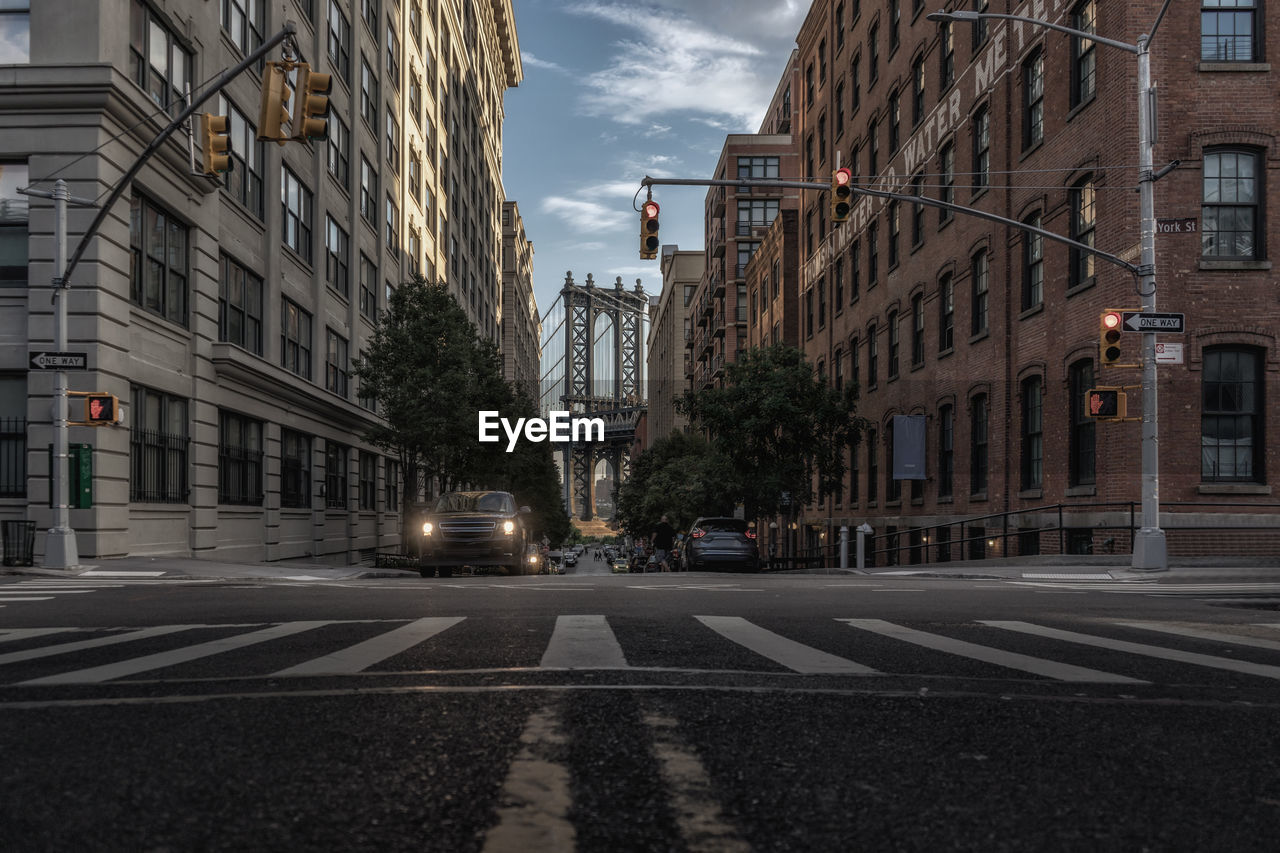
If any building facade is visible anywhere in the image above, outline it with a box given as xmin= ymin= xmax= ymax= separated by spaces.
xmin=0 ymin=0 xmax=520 ymax=562
xmin=500 ymin=200 xmax=539 ymax=401
xmin=785 ymin=0 xmax=1279 ymax=559
xmin=645 ymin=245 xmax=702 ymax=447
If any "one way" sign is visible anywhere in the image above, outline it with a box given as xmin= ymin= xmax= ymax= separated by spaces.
xmin=1121 ymin=312 xmax=1185 ymax=333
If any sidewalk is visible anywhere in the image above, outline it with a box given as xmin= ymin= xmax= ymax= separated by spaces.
xmin=3 ymin=553 xmax=1277 ymax=583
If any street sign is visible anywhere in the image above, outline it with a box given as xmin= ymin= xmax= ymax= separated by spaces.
xmin=1121 ymin=312 xmax=1184 ymax=333
xmin=1156 ymin=218 xmax=1197 ymax=234
xmin=1155 ymin=342 xmax=1184 ymax=364
xmin=29 ymin=351 xmax=88 ymax=370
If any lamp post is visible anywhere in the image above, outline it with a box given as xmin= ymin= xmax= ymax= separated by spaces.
xmin=927 ymin=8 xmax=1167 ymax=571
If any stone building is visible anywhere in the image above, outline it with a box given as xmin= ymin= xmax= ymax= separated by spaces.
xmin=645 ymin=245 xmax=702 ymax=447
xmin=0 ymin=0 xmax=521 ymax=563
xmin=501 ymin=200 xmax=539 ymax=402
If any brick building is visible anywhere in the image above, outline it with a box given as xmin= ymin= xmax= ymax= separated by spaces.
xmin=783 ymin=0 xmax=1279 ymax=560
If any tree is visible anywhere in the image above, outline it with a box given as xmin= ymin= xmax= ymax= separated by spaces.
xmin=614 ymin=430 xmax=735 ymax=536
xmin=677 ymin=343 xmax=868 ymax=520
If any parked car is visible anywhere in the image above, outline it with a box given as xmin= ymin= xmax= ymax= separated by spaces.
xmin=682 ymin=517 xmax=759 ymax=572
xmin=563 ymin=550 xmax=578 ymax=568
xmin=541 ymin=550 xmax=563 ymax=574
xmin=418 ymin=491 xmax=532 ymax=578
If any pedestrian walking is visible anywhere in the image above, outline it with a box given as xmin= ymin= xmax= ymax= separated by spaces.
xmin=652 ymin=515 xmax=676 ymax=573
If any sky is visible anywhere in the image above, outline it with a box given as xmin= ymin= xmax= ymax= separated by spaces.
xmin=501 ymin=0 xmax=810 ymax=320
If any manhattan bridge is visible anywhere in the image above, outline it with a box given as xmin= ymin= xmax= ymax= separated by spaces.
xmin=539 ymin=272 xmax=649 ymax=522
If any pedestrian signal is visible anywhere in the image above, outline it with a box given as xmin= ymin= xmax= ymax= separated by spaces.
xmin=1086 ymin=387 xmax=1126 ymax=419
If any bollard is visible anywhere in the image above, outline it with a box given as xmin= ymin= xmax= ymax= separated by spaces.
xmin=839 ymin=525 xmax=849 ymax=570
xmin=856 ymin=522 xmax=873 ymax=570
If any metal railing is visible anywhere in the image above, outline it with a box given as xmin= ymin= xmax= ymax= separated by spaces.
xmin=0 ymin=417 xmax=25 ymax=498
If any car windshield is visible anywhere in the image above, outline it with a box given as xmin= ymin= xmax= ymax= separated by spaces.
xmin=433 ymin=492 xmax=514 ymax=514
xmin=697 ymin=519 xmax=749 ymax=533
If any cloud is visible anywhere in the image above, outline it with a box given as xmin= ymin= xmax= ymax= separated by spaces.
xmin=542 ymin=196 xmax=632 ymax=232
xmin=520 ymin=51 xmax=569 ymax=74
xmin=565 ymin=1 xmax=800 ymax=131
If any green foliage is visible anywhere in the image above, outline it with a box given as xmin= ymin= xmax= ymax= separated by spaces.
xmin=676 ymin=343 xmax=868 ymax=519
xmin=614 ymin=430 xmax=735 ymax=535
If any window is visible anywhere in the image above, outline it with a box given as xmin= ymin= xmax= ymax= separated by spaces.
xmin=887 ymin=310 xmax=900 ymax=378
xmin=281 ymin=168 xmax=313 ymax=260
xmin=360 ymin=156 xmax=378 ymax=224
xmin=972 ymin=105 xmax=990 ymax=193
xmin=1071 ymin=0 xmax=1097 ymax=107
xmin=360 ymin=253 xmax=373 ymax=320
xmin=361 ymin=55 xmax=378 ymax=126
xmin=889 ymin=0 xmax=901 ymax=53
xmin=805 ymin=288 xmax=814 ymax=338
xmin=409 ymin=226 xmax=421 ymax=276
xmin=849 ymin=240 xmax=860 ymax=301
xmin=385 ymin=458 xmax=400 ymax=511
xmin=818 ymin=277 xmax=827 ymax=329
xmin=1070 ymin=177 xmax=1096 ymax=286
xmin=819 ymin=38 xmax=827 ymax=82
xmin=834 ymin=257 xmax=845 ymax=307
xmin=280 ymin=429 xmax=312 ymax=509
xmin=868 ymin=23 xmax=879 ymax=84
xmin=1202 ymin=149 xmax=1260 ymax=259
xmin=129 ymin=0 xmax=191 ymax=113
xmin=1021 ymin=376 xmax=1043 ymax=490
xmin=328 ymin=0 xmax=351 ymax=80
xmin=0 ymin=374 xmax=26 ymax=497
xmin=836 ymin=81 xmax=845 ymax=132
xmin=836 ymin=2 xmax=846 ymax=50
xmin=736 ymin=241 xmax=760 ymax=278
xmin=282 ymin=298 xmax=312 ymax=379
xmin=325 ymin=216 xmax=349 ymax=297
xmin=868 ymin=220 xmax=879 ymax=286
xmin=385 ymin=195 xmax=399 ymax=250
xmin=911 ymin=56 xmax=925 ymax=125
xmin=1202 ymin=348 xmax=1263 ymax=482
xmin=851 ymin=55 xmax=861 ymax=111
xmin=938 ymin=403 xmax=954 ymax=499
xmin=736 ymin=198 xmax=780 ymax=235
xmin=1069 ymin=360 xmax=1096 ymax=486
xmin=327 ymin=114 xmax=350 ymax=186
xmin=850 ymin=336 xmax=861 ymax=400
xmin=938 ymin=273 xmax=954 ymax=352
xmin=970 ymin=394 xmax=989 ymax=495
xmin=738 ymin=156 xmax=780 ymax=180
xmin=326 ymin=328 xmax=349 ymax=397
xmin=409 ymin=72 xmax=422 ymax=126
xmin=868 ymin=118 xmax=879 ymax=175
xmin=129 ymin=385 xmax=189 ymax=504
xmin=939 ymin=142 xmax=954 ymax=223
xmin=0 ymin=1 xmax=28 ymax=63
xmin=218 ymin=410 xmax=263 ymax=506
xmin=889 ymin=90 xmax=900 ymax=150
xmin=359 ymin=451 xmax=377 ymax=511
xmin=888 ymin=201 xmax=900 ymax=268
xmin=386 ymin=112 xmax=400 ymax=168
xmin=215 ymin=96 xmax=264 ymax=216
xmin=971 ymin=250 xmax=988 ymax=335
xmin=0 ymin=161 xmax=29 ymax=286
xmin=130 ymin=195 xmax=188 ymax=325
xmin=1023 ymin=213 xmax=1043 ymax=310
xmin=325 ymin=441 xmax=348 ymax=509
xmin=867 ymin=323 xmax=878 ymax=388
xmin=1023 ymin=49 xmax=1044 ymax=150
xmin=806 ymin=62 xmax=814 ymax=105
xmin=939 ymin=21 xmax=955 ymax=89
xmin=910 ymin=172 xmax=926 ymax=247
xmin=834 ymin=348 xmax=845 ymax=390
xmin=221 ymin=0 xmax=263 ymax=57
xmin=911 ymin=294 xmax=925 ymax=367
xmin=886 ymin=419 xmax=900 ymax=502
xmin=972 ymin=0 xmax=990 ymax=48
xmin=1202 ymin=0 xmax=1258 ymax=61
xmin=867 ymin=428 xmax=879 ymax=503
xmin=361 ymin=0 xmax=378 ymax=35
xmin=386 ymin=23 xmax=400 ymax=81
xmin=218 ymin=254 xmax=263 ymax=355
xmin=849 ymin=435 xmax=860 ymax=504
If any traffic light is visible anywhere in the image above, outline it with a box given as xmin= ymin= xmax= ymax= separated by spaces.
xmin=293 ymin=63 xmax=332 ymax=141
xmin=84 ymin=394 xmax=119 ymax=425
xmin=257 ymin=61 xmax=293 ymax=145
xmin=831 ymin=167 xmax=853 ymax=222
xmin=1085 ymin=387 xmax=1127 ymax=419
xmin=1099 ymin=309 xmax=1123 ymax=366
xmin=199 ymin=113 xmax=233 ymax=175
xmin=639 ymin=200 xmax=660 ymax=259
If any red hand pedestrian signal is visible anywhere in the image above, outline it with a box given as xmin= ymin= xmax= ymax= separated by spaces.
xmin=84 ymin=394 xmax=118 ymax=424
xmin=1086 ymin=387 xmax=1125 ymax=419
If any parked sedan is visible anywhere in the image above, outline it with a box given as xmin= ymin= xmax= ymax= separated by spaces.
xmin=682 ymin=517 xmax=759 ymax=573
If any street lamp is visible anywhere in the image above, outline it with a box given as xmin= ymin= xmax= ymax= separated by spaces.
xmin=927 ymin=7 xmax=1168 ymax=571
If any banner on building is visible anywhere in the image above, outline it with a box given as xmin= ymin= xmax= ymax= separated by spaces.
xmin=892 ymin=414 xmax=927 ymax=480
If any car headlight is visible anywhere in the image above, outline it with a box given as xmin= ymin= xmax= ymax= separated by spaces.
xmin=528 ymin=553 xmax=540 ymax=564
xmin=503 ymin=520 xmax=516 ymax=535
xmin=422 ymin=522 xmax=433 ymax=536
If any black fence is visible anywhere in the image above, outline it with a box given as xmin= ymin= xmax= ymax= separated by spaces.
xmin=0 ymin=417 xmax=24 ymax=498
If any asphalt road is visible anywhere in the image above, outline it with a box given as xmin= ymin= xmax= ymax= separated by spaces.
xmin=2 ymin=564 xmax=1280 ymax=851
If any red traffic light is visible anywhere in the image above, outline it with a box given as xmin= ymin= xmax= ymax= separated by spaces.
xmin=642 ymin=201 xmax=659 ymax=218
xmin=1102 ymin=311 xmax=1121 ymax=330
xmin=834 ymin=167 xmax=852 ymax=186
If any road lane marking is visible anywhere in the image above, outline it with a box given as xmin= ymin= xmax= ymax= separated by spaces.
xmin=0 ymin=625 xmax=199 ymax=665
xmin=540 ymin=615 xmax=628 ymax=669
xmin=696 ymin=615 xmax=877 ymax=675
xmin=78 ymin=571 xmax=166 ymax=577
xmin=983 ymin=620 xmax=1280 ymax=681
xmin=645 ymin=712 xmax=751 ymax=852
xmin=839 ymin=619 xmax=1144 ymax=683
xmin=0 ymin=628 xmax=79 ymax=643
xmin=481 ymin=704 xmax=576 ymax=853
xmin=1121 ymin=622 xmax=1280 ymax=653
xmin=0 ymin=597 xmax=54 ymax=602
xmin=18 ymin=621 xmax=332 ymax=685
xmin=272 ymin=617 xmax=465 ymax=675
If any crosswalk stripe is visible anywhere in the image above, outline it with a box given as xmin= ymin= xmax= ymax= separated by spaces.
xmin=0 ymin=628 xmax=77 ymax=643
xmin=540 ymin=615 xmax=628 ymax=669
xmin=1121 ymin=622 xmax=1280 ymax=653
xmin=839 ymin=619 xmax=1144 ymax=683
xmin=0 ymin=625 xmax=199 ymax=665
xmin=1 ymin=590 xmax=97 ymax=594
xmin=983 ymin=620 xmax=1280 ymax=681
xmin=0 ymin=597 xmax=54 ymax=602
xmin=18 ymin=621 xmax=331 ymax=685
xmin=272 ymin=617 xmax=466 ymax=676
xmin=696 ymin=615 xmax=877 ymax=675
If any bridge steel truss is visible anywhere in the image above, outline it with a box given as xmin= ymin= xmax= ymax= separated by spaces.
xmin=557 ymin=273 xmax=648 ymax=521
